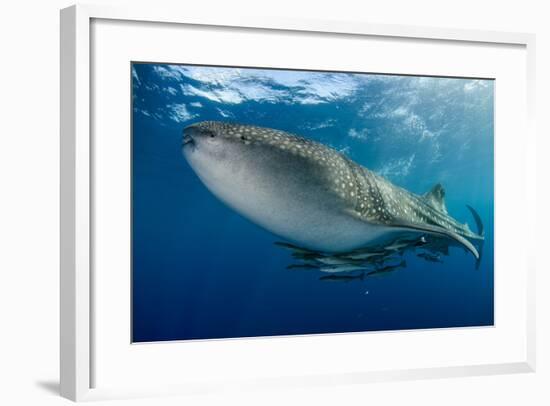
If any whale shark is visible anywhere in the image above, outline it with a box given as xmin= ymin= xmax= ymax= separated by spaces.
xmin=181 ymin=121 xmax=484 ymax=264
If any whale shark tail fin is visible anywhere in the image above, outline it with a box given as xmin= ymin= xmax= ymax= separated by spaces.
xmin=466 ymin=205 xmax=484 ymax=270
xmin=466 ymin=205 xmax=484 ymax=237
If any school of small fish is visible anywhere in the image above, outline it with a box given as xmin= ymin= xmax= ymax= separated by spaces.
xmin=276 ymin=233 xmax=448 ymax=283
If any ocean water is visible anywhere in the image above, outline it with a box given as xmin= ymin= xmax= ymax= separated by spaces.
xmin=131 ymin=63 xmax=494 ymax=342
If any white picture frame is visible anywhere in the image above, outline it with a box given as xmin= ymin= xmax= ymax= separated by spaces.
xmin=60 ymin=3 xmax=536 ymax=402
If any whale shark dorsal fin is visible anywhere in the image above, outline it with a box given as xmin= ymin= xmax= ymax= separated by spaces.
xmin=424 ymin=183 xmax=447 ymax=214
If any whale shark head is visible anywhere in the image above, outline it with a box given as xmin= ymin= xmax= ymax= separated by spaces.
xmin=182 ymin=121 xmax=292 ymax=194
xmin=184 ymin=121 xmax=273 ymax=207
xmin=182 ymin=121 xmax=264 ymax=175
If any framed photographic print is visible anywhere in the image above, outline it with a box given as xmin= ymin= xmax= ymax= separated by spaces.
xmin=131 ymin=62 xmax=494 ymax=343
xmin=60 ymin=4 xmax=536 ymax=401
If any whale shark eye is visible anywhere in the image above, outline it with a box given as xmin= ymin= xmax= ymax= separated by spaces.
xmin=240 ymin=135 xmax=249 ymax=141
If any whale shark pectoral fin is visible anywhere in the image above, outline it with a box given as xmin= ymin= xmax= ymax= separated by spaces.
xmin=387 ymin=221 xmax=479 ymax=259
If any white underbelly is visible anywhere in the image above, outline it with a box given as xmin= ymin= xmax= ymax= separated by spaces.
xmin=203 ymin=172 xmax=385 ymax=252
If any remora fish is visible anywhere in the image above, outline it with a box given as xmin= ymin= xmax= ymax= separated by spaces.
xmin=366 ymin=260 xmax=407 ymax=277
xmin=318 ymin=265 xmax=368 ymax=274
xmin=319 ymin=272 xmax=365 ymax=282
xmin=417 ymin=252 xmax=443 ymax=263
xmin=182 ymin=121 xmax=484 ymax=260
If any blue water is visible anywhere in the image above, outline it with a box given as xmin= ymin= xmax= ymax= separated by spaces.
xmin=131 ymin=63 xmax=494 ymax=342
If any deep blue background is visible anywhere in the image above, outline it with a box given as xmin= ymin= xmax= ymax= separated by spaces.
xmin=131 ymin=64 xmax=494 ymax=342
